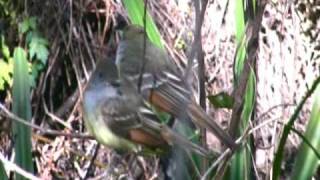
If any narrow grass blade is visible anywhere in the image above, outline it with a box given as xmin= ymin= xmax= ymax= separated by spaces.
xmin=12 ymin=47 xmax=34 ymax=180
xmin=290 ymin=84 xmax=320 ymax=180
xmin=229 ymin=0 xmax=257 ymax=179
xmin=272 ymin=77 xmax=320 ymax=179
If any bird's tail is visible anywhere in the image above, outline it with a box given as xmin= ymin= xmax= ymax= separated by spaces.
xmin=187 ymin=102 xmax=236 ymax=149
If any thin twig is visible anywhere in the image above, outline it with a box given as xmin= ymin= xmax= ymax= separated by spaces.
xmin=0 ymin=152 xmax=41 ymax=180
xmin=190 ymin=0 xmax=209 ymax=173
xmin=137 ymin=0 xmax=149 ymax=92
xmin=83 ymin=144 xmax=101 ymax=180
xmin=228 ymin=0 xmax=267 ymax=139
xmin=273 ymin=76 xmax=320 ymax=179
xmin=43 ymin=99 xmax=72 ymax=129
xmin=184 ymin=0 xmax=208 ymax=81
xmin=55 ymin=89 xmax=80 ymax=118
xmin=202 ymin=103 xmax=298 ymax=179
xmin=0 ymin=103 xmax=92 ymax=139
xmin=254 ymin=103 xmax=295 ymax=123
xmin=201 ymin=145 xmax=233 ymax=180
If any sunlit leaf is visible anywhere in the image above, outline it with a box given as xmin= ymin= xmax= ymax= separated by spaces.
xmin=0 ymin=58 xmax=13 ymax=90
xmin=208 ymin=92 xmax=234 ymax=109
xmin=291 ymin=84 xmax=320 ymax=180
xmin=18 ymin=17 xmax=37 ymax=34
xmin=1 ymin=36 xmax=10 ymax=59
xmin=29 ymin=35 xmax=49 ymax=64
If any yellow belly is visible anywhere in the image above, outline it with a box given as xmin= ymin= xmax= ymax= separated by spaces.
xmin=83 ymin=111 xmax=139 ymax=152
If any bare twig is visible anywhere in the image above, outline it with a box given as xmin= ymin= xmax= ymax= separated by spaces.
xmin=55 ymin=89 xmax=80 ymax=118
xmin=228 ymin=1 xmax=267 ymax=139
xmin=201 ymin=148 xmax=231 ymax=180
xmin=0 ymin=152 xmax=41 ymax=180
xmin=254 ymin=103 xmax=295 ymax=123
xmin=0 ymin=103 xmax=92 ymax=139
xmin=185 ymin=0 xmax=208 ymax=81
xmin=43 ymin=99 xmax=72 ymax=129
xmin=189 ymin=0 xmax=209 ymax=173
xmin=84 ymin=144 xmax=101 ymax=179
xmin=137 ymin=0 xmax=149 ymax=92
xmin=215 ymin=1 xmax=267 ymax=178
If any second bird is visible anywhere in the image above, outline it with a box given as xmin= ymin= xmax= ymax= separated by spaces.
xmin=115 ymin=25 xmax=236 ymax=149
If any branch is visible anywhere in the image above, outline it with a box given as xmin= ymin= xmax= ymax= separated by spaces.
xmin=0 ymin=103 xmax=92 ymax=139
xmin=0 ymin=152 xmax=41 ymax=180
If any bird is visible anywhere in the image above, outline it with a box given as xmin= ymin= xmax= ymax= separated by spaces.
xmin=82 ymin=57 xmax=211 ymax=156
xmin=115 ymin=24 xmax=237 ymax=149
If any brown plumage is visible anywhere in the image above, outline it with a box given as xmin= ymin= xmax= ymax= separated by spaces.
xmin=116 ymin=25 xmax=236 ymax=149
xmin=82 ymin=58 xmax=210 ymax=156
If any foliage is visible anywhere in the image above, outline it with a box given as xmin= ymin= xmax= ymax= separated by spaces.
xmin=273 ymin=77 xmax=320 ymax=179
xmin=12 ymin=47 xmax=34 ymax=180
xmin=291 ymin=85 xmax=320 ymax=179
xmin=19 ymin=17 xmax=49 ymax=86
xmin=228 ymin=0 xmax=257 ymax=179
xmin=0 ymin=17 xmax=48 ymax=90
xmin=208 ymin=92 xmax=234 ymax=109
xmin=0 ymin=12 xmax=48 ymax=179
xmin=0 ymin=37 xmax=13 ymax=90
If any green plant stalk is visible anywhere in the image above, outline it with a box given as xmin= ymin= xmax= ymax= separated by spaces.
xmin=233 ymin=0 xmax=246 ymax=86
xmin=229 ymin=0 xmax=256 ymax=179
xmin=272 ymin=77 xmax=320 ymax=180
xmin=290 ymin=84 xmax=320 ymax=180
xmin=290 ymin=128 xmax=320 ymax=159
xmin=12 ymin=47 xmax=34 ymax=180
xmin=230 ymin=69 xmax=255 ymax=180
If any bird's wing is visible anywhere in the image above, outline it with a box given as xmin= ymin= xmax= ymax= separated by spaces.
xmin=100 ymin=79 xmax=211 ymax=155
xmin=128 ymin=69 xmax=237 ymax=149
xmin=137 ymin=105 xmax=211 ymax=157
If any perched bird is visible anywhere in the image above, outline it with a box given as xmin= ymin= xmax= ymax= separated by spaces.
xmin=82 ymin=57 xmax=210 ymax=156
xmin=116 ymin=25 xmax=236 ymax=149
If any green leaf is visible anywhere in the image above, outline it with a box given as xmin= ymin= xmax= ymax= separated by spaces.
xmin=18 ymin=17 xmax=37 ymax=34
xmin=29 ymin=62 xmax=44 ymax=87
xmin=28 ymin=17 xmax=37 ymax=30
xmin=1 ymin=36 xmax=10 ymax=59
xmin=25 ymin=31 xmax=33 ymax=44
xmin=18 ymin=20 xmax=30 ymax=34
xmin=0 ymin=58 xmax=13 ymax=90
xmin=12 ymin=47 xmax=34 ymax=179
xmin=208 ymin=92 xmax=234 ymax=109
xmin=229 ymin=1 xmax=257 ymax=179
xmin=291 ymin=84 xmax=320 ymax=180
xmin=273 ymin=77 xmax=320 ymax=180
xmin=29 ymin=36 xmax=49 ymax=64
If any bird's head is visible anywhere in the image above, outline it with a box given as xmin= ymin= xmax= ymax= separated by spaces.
xmin=87 ymin=58 xmax=120 ymax=89
xmin=120 ymin=25 xmax=146 ymax=41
